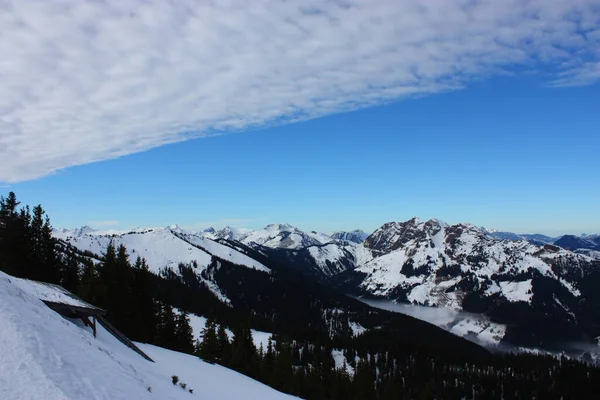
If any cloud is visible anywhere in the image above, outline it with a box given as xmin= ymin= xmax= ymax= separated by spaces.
xmin=548 ymin=61 xmax=600 ymax=87
xmin=87 ymin=220 xmax=120 ymax=228
xmin=1 ymin=0 xmax=599 ymax=182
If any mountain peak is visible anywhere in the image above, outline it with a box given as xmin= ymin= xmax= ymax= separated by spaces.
xmin=330 ymin=229 xmax=369 ymax=244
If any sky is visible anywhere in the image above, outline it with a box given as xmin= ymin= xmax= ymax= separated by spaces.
xmin=1 ymin=0 xmax=600 ymax=236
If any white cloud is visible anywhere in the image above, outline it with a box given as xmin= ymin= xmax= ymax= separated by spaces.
xmin=548 ymin=61 xmax=600 ymax=87
xmin=1 ymin=0 xmax=599 ymax=182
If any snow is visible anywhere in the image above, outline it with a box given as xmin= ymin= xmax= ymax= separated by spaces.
xmin=240 ymin=223 xmax=329 ymax=250
xmin=307 ymin=244 xmax=353 ymax=275
xmin=0 ymin=271 xmax=296 ymax=400
xmin=354 ymin=218 xmax=590 ymax=307
xmin=175 ymin=231 xmax=269 ymax=272
xmin=183 ymin=311 xmax=272 ymax=350
xmin=11 ymin=277 xmax=98 ymax=309
xmin=331 ymin=349 xmax=354 ymax=375
xmin=348 ymin=321 xmax=366 ymax=337
xmin=56 ymin=227 xmax=271 ymax=303
xmin=498 ymin=280 xmax=533 ymax=303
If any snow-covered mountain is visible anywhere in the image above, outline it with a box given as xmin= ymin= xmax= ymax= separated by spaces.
xmin=482 ymin=230 xmax=558 ymax=246
xmin=56 ymin=226 xmax=268 ymax=275
xmin=0 ymin=270 xmax=294 ymax=400
xmin=330 ymin=217 xmax=600 ymax=346
xmin=54 ymin=226 xmax=270 ymax=303
xmin=330 ymin=229 xmax=370 ymax=244
xmin=483 ymin=229 xmax=600 ymax=253
xmin=53 ymin=225 xmax=97 ymax=239
xmin=55 ymin=219 xmax=600 ymax=347
xmin=208 ymin=226 xmax=253 ymax=241
xmin=349 ymin=218 xmax=585 ymax=304
xmin=240 ymin=223 xmax=332 ymax=249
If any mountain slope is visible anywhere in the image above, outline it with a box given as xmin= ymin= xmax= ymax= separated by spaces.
xmin=55 ymin=226 xmax=269 ymax=275
xmin=0 ymin=270 xmax=294 ymax=400
xmin=554 ymin=234 xmax=600 ymax=251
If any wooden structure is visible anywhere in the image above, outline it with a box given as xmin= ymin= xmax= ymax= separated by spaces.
xmin=44 ymin=300 xmax=105 ymax=338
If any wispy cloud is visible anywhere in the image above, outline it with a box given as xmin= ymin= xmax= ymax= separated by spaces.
xmin=1 ymin=0 xmax=599 ymax=182
xmin=87 ymin=220 xmax=120 ymax=228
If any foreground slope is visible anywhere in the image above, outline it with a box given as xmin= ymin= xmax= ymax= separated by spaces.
xmin=0 ymin=271 xmax=294 ymax=400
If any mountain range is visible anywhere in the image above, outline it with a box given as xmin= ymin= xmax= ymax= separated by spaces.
xmin=55 ymin=219 xmax=600 ymax=352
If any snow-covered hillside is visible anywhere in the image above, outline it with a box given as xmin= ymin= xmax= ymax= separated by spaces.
xmin=55 ymin=226 xmax=269 ymax=275
xmin=0 ymin=271 xmax=295 ymax=400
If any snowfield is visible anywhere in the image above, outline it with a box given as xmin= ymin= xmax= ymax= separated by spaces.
xmin=56 ymin=226 xmax=269 ymax=275
xmin=0 ymin=271 xmax=296 ymax=400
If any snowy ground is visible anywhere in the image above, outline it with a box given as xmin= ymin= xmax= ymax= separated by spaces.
xmin=0 ymin=271 xmax=296 ymax=400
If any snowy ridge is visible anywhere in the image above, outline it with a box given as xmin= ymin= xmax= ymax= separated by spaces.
xmin=0 ymin=271 xmax=294 ymax=400
xmin=55 ymin=226 xmax=269 ymax=275
xmin=353 ymin=218 xmax=595 ymax=307
xmin=55 ymin=226 xmax=270 ymax=304
xmin=240 ymin=223 xmax=329 ymax=250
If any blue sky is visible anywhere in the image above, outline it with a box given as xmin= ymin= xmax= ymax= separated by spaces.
xmin=5 ymin=75 xmax=599 ymax=235
xmin=1 ymin=1 xmax=600 ymax=235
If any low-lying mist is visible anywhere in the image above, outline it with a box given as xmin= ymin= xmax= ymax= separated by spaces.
xmin=355 ymin=296 xmax=600 ymax=365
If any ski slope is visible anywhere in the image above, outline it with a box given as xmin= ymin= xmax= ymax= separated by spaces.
xmin=0 ymin=271 xmax=296 ymax=400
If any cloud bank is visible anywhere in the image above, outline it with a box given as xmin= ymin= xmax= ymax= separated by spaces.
xmin=1 ymin=0 xmax=599 ymax=182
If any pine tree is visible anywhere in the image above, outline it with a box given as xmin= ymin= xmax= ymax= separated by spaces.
xmin=216 ymin=323 xmax=231 ymax=365
xmin=199 ymin=318 xmax=218 ymax=362
xmin=230 ymin=322 xmax=258 ymax=377
xmin=157 ymin=302 xmax=177 ymax=350
xmin=62 ymin=248 xmax=81 ymax=292
xmin=131 ymin=257 xmax=159 ymax=343
xmin=78 ymin=258 xmax=101 ymax=304
xmin=174 ymin=310 xmax=194 ymax=354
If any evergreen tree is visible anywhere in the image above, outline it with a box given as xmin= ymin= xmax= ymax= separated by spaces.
xmin=131 ymin=257 xmax=159 ymax=343
xmin=61 ymin=248 xmax=81 ymax=292
xmin=78 ymin=257 xmax=101 ymax=304
xmin=198 ymin=318 xmax=218 ymax=362
xmin=216 ymin=323 xmax=231 ymax=364
xmin=174 ymin=310 xmax=195 ymax=354
xmin=230 ymin=322 xmax=258 ymax=377
xmin=157 ymin=302 xmax=177 ymax=350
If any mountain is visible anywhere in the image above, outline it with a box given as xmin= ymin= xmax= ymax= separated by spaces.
xmin=330 ymin=229 xmax=370 ymax=244
xmin=484 ymin=229 xmax=600 ymax=252
xmin=329 ymin=217 xmax=600 ymax=348
xmin=53 ymin=225 xmax=96 ymax=239
xmin=56 ymin=220 xmax=600 ymax=349
xmin=240 ymin=223 xmax=332 ymax=249
xmin=209 ymin=226 xmax=252 ymax=241
xmin=554 ymin=234 xmax=600 ymax=251
xmin=54 ymin=226 xmax=269 ymax=303
xmin=483 ymin=230 xmax=558 ymax=246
